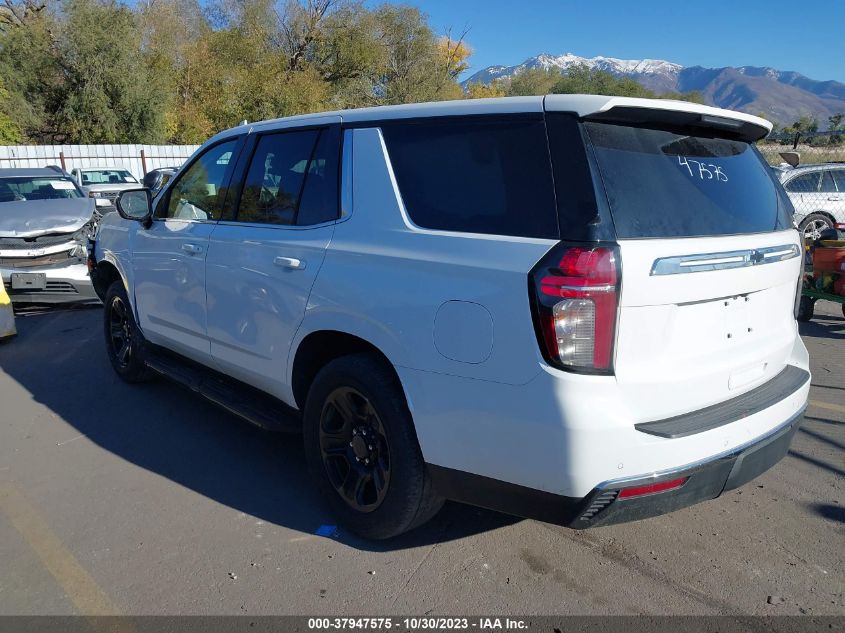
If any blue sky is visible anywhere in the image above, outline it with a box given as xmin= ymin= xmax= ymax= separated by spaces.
xmin=397 ymin=0 xmax=845 ymax=82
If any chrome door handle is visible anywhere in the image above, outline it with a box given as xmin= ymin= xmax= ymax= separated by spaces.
xmin=274 ymin=256 xmax=306 ymax=270
xmin=827 ymin=196 xmax=841 ymax=201
xmin=181 ymin=243 xmax=203 ymax=254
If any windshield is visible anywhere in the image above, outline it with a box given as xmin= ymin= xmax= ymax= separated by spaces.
xmin=0 ymin=177 xmax=83 ymax=203
xmin=80 ymin=169 xmax=138 ymax=185
xmin=584 ymin=122 xmax=792 ymax=239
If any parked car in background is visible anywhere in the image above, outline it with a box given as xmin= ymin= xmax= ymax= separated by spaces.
xmin=777 ymin=163 xmax=845 ymax=239
xmin=91 ymin=96 xmax=808 ymax=539
xmin=71 ymin=167 xmax=140 ymax=211
xmin=0 ymin=168 xmax=98 ymax=303
xmin=142 ymin=167 xmax=178 ymax=197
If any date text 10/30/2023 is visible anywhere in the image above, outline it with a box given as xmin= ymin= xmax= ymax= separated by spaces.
xmin=307 ymin=617 xmax=528 ymax=630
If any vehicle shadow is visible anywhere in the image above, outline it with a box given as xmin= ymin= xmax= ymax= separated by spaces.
xmin=0 ymin=308 xmax=518 ymax=552
xmin=798 ymin=315 xmax=845 ymax=341
xmin=808 ymin=503 xmax=845 ymax=524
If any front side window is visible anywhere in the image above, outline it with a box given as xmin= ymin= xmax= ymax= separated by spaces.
xmin=237 ymin=130 xmax=319 ymax=225
xmin=161 ymin=140 xmax=238 ymax=220
xmin=0 ymin=177 xmax=82 ymax=202
xmin=380 ymin=116 xmax=559 ymax=239
xmin=585 ymin=122 xmax=791 ymax=238
xmin=785 ymin=172 xmax=821 ymax=193
xmin=81 ymin=169 xmax=138 ymax=185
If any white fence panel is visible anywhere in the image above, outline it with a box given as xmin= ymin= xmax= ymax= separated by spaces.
xmin=0 ymin=144 xmax=200 ymax=179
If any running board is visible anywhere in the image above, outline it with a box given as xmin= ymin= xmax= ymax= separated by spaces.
xmin=143 ymin=348 xmax=302 ymax=433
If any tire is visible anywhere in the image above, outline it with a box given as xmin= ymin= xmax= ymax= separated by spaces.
xmin=103 ymin=280 xmax=152 ymax=383
xmin=842 ymin=304 xmax=845 ymax=319
xmin=797 ymin=296 xmax=815 ymax=322
xmin=799 ymin=213 xmax=834 ymax=241
xmin=303 ymin=353 xmax=444 ymax=539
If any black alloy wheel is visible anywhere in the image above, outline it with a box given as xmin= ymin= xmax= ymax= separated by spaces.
xmin=108 ymin=295 xmax=133 ymax=369
xmin=103 ymin=280 xmax=151 ymax=383
xmin=319 ymin=386 xmax=391 ymax=512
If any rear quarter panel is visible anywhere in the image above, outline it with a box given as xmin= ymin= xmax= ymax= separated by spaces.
xmin=296 ymin=126 xmax=554 ymax=387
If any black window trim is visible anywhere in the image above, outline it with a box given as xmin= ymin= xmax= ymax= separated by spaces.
xmin=154 ymin=135 xmax=246 ymax=223
xmin=223 ymin=123 xmax=342 ymax=229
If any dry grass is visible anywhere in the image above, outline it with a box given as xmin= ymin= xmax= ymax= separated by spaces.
xmin=759 ymin=143 xmax=845 ymax=166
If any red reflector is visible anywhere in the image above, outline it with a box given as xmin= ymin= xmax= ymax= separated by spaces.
xmin=836 ymin=222 xmax=845 ymax=230
xmin=618 ymin=477 xmax=688 ymax=499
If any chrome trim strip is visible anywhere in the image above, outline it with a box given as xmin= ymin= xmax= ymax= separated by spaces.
xmin=547 ymin=284 xmax=616 ymax=292
xmin=596 ymin=403 xmax=807 ymax=490
xmin=650 ymin=243 xmax=800 ymax=276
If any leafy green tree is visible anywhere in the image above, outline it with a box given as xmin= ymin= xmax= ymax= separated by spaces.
xmin=505 ymin=68 xmax=560 ymax=96
xmin=0 ymin=0 xmax=470 ymax=143
xmin=782 ymin=115 xmax=820 ymax=145
xmin=828 ymin=113 xmax=844 ymax=145
xmin=0 ymin=1 xmax=65 ymax=142
xmin=0 ymin=79 xmax=22 ymax=142
xmin=465 ymin=80 xmax=506 ymax=99
xmin=60 ymin=0 xmax=166 ymax=143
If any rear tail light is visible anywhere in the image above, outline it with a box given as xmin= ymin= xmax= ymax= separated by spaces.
xmin=529 ymin=243 xmax=620 ymax=374
xmin=618 ymin=477 xmax=688 ymax=499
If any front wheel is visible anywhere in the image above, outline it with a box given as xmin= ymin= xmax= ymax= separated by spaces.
xmin=103 ymin=280 xmax=152 ymax=382
xmin=303 ymin=353 xmax=443 ymax=539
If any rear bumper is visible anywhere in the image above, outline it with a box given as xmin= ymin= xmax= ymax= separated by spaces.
xmin=428 ymin=407 xmax=804 ymax=528
xmin=1 ymin=262 xmax=98 ymax=304
xmin=570 ymin=408 xmax=803 ymax=527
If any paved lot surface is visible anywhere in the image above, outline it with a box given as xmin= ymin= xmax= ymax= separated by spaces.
xmin=0 ymin=303 xmax=843 ymax=616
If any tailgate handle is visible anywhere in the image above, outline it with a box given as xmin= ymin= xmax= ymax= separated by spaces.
xmin=651 ymin=244 xmax=800 ymax=275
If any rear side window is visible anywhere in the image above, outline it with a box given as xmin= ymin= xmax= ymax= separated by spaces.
xmin=785 ymin=172 xmax=820 ymax=193
xmin=585 ymin=122 xmax=792 ymax=238
xmin=238 ymin=130 xmax=319 ymax=225
xmin=380 ymin=116 xmax=558 ymax=239
xmin=820 ymin=170 xmax=837 ymax=193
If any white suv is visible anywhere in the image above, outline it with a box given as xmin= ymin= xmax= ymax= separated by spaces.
xmin=90 ymin=95 xmax=810 ymax=539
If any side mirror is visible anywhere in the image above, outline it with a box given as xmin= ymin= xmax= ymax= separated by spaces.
xmin=116 ymin=188 xmax=153 ymax=224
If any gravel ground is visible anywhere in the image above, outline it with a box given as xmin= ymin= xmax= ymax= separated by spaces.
xmin=0 ymin=302 xmax=842 ymax=616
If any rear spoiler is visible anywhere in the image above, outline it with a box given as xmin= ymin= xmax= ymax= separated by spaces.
xmin=544 ymin=95 xmax=772 ymax=143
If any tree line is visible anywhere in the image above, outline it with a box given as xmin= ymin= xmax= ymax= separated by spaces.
xmin=0 ymin=0 xmax=711 ymax=146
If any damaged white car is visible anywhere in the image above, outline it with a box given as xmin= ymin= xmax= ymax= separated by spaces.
xmin=0 ymin=168 xmax=102 ymax=304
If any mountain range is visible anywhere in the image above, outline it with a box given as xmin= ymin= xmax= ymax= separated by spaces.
xmin=462 ymin=53 xmax=845 ymax=127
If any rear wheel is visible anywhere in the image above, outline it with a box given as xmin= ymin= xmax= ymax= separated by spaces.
xmin=797 ymin=296 xmax=815 ymax=322
xmin=799 ymin=214 xmax=834 ymax=241
xmin=303 ymin=353 xmax=443 ymax=539
xmin=104 ymin=280 xmax=151 ymax=382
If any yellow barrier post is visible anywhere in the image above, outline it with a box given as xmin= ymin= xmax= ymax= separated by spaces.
xmin=0 ymin=281 xmax=16 ymax=339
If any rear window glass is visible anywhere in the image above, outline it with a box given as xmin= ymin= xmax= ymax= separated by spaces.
xmin=585 ymin=122 xmax=791 ymax=238
xmin=80 ymin=169 xmax=137 ymax=185
xmin=380 ymin=117 xmax=558 ymax=239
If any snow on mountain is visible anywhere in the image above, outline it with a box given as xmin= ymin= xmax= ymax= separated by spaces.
xmin=462 ymin=53 xmax=682 ymax=90
xmin=461 ymin=53 xmax=845 ymax=125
